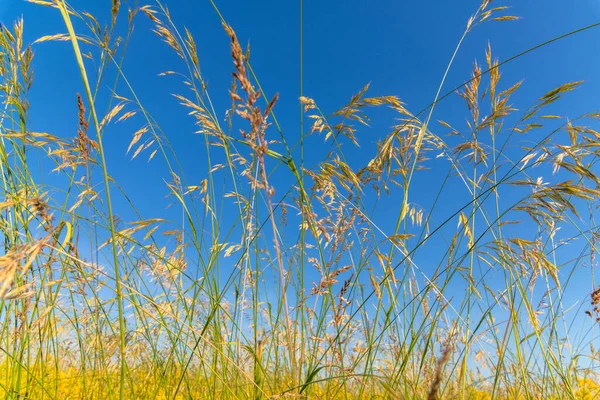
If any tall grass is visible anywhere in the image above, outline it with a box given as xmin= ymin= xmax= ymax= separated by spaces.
xmin=1 ymin=0 xmax=600 ymax=398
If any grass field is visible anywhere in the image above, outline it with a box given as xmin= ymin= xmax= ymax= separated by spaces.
xmin=1 ymin=0 xmax=600 ymax=398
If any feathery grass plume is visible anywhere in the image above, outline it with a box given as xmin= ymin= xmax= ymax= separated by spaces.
xmin=427 ymin=344 xmax=453 ymax=400
xmin=74 ymin=93 xmax=98 ymax=164
xmin=2 ymin=0 xmax=600 ymax=398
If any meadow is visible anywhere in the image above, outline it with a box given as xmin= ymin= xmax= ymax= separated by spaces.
xmin=1 ymin=0 xmax=600 ymax=398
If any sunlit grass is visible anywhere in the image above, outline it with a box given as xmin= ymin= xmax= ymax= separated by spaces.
xmin=1 ymin=0 xmax=600 ymax=398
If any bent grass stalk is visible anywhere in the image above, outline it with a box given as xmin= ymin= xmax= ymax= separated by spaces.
xmin=56 ymin=1 xmax=127 ymax=398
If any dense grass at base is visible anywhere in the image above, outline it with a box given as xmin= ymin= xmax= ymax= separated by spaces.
xmin=1 ymin=0 xmax=600 ymax=398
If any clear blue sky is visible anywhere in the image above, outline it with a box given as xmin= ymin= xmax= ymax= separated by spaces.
xmin=3 ymin=0 xmax=600 ymax=352
xmin=9 ymin=0 xmax=599 ymax=216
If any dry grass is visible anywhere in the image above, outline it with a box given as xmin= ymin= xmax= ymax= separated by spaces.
xmin=0 ymin=0 xmax=599 ymax=398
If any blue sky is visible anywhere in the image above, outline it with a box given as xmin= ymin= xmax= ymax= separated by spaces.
xmin=10 ymin=0 xmax=599 ymax=218
xmin=2 ymin=0 xmax=600 ymax=358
